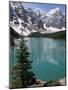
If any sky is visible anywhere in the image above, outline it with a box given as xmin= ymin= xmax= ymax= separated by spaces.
xmin=23 ymin=2 xmax=66 ymax=14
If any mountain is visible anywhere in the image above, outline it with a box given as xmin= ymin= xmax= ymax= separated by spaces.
xmin=45 ymin=8 xmax=65 ymax=29
xmin=9 ymin=1 xmax=66 ymax=36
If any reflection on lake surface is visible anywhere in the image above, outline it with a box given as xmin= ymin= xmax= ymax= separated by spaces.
xmin=10 ymin=37 xmax=66 ymax=81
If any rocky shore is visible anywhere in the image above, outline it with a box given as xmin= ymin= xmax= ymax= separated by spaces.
xmin=29 ymin=78 xmax=66 ymax=88
xmin=58 ymin=78 xmax=66 ymax=86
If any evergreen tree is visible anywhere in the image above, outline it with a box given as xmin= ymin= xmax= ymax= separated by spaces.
xmin=10 ymin=36 xmax=36 ymax=89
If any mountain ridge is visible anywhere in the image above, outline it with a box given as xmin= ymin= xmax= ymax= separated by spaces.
xmin=9 ymin=2 xmax=66 ymax=36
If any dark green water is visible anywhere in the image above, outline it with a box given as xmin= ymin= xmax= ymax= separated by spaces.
xmin=10 ymin=37 xmax=66 ymax=81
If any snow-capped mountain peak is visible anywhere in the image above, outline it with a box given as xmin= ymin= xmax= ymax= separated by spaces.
xmin=47 ymin=7 xmax=62 ymax=16
xmin=33 ymin=8 xmax=46 ymax=16
xmin=9 ymin=2 xmax=66 ymax=36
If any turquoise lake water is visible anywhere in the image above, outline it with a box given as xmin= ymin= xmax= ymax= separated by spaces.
xmin=10 ymin=37 xmax=66 ymax=81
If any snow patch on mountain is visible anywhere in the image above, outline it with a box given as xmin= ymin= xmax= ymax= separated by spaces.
xmin=9 ymin=2 xmax=66 ymax=36
xmin=47 ymin=7 xmax=62 ymax=16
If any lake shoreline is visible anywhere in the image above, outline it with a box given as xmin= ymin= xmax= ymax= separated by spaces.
xmin=29 ymin=77 xmax=66 ymax=87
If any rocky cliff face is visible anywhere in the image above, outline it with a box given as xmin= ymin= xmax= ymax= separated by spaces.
xmin=9 ymin=1 xmax=66 ymax=36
